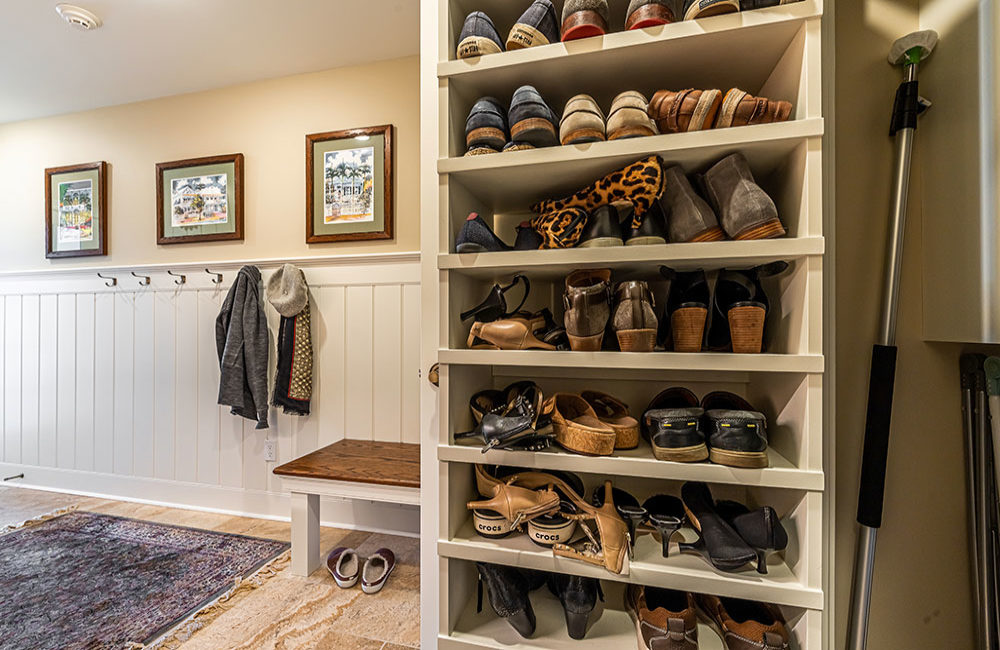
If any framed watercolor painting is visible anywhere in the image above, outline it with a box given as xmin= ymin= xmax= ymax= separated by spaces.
xmin=156 ymin=153 xmax=244 ymax=245
xmin=306 ymin=124 xmax=393 ymax=243
xmin=45 ymin=161 xmax=108 ymax=258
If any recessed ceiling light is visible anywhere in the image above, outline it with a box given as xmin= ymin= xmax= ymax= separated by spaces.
xmin=55 ymin=4 xmax=102 ymax=31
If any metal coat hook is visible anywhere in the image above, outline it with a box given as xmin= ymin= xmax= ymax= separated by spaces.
xmin=166 ymin=270 xmax=186 ymax=285
xmin=96 ymin=272 xmax=117 ymax=287
xmin=131 ymin=271 xmax=151 ymax=286
xmin=205 ymin=268 xmax=223 ymax=284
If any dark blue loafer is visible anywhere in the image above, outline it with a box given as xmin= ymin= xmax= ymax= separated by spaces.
xmin=466 ymin=97 xmax=508 ymax=153
xmin=507 ymin=0 xmax=560 ymax=50
xmin=457 ymin=11 xmax=504 ymax=59
xmin=509 ymin=85 xmax=558 ymax=147
xmin=456 ymin=212 xmax=512 ymax=253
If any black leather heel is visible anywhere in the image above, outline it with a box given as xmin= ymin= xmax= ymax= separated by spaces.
xmin=707 ymin=261 xmax=788 ymax=352
xmin=547 ymin=572 xmax=603 ymax=640
xmin=660 ymin=266 xmax=710 ymax=352
xmin=679 ymin=482 xmax=756 ymax=572
xmin=461 ymin=274 xmax=530 ymax=322
xmin=476 ymin=562 xmax=536 ymax=638
xmin=642 ymin=494 xmax=686 ymax=558
xmin=716 ymin=499 xmax=788 ymax=575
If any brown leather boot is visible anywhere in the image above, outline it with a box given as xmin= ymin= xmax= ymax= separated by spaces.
xmin=563 ymin=269 xmax=611 ymax=351
xmin=647 ymin=88 xmax=722 ymax=134
xmin=715 ymin=88 xmax=793 ymax=129
xmin=613 ymin=281 xmax=658 ymax=352
xmin=696 ymin=594 xmax=791 ymax=650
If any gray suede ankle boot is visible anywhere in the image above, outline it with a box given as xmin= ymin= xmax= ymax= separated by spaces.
xmin=703 ymin=153 xmax=786 ymax=240
xmin=563 ymin=269 xmax=611 ymax=351
xmin=662 ymin=165 xmax=724 ymax=243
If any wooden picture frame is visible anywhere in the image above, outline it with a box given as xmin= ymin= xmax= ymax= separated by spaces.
xmin=45 ymin=161 xmax=108 ymax=258
xmin=156 ymin=153 xmax=244 ymax=245
xmin=306 ymin=124 xmax=393 ymax=243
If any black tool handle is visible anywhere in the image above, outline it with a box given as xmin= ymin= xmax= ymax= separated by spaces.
xmin=889 ymin=80 xmax=923 ymax=136
xmin=857 ymin=344 xmax=899 ymax=527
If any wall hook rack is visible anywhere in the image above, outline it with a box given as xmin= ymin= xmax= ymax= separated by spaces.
xmin=131 ymin=271 xmax=151 ymax=286
xmin=205 ymin=269 xmax=223 ymax=284
xmin=96 ymin=272 xmax=117 ymax=287
xmin=166 ymin=270 xmax=186 ymax=285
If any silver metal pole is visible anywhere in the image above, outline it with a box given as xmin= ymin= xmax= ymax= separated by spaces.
xmin=845 ymin=62 xmax=919 ymax=650
xmin=977 ymin=384 xmax=997 ymax=650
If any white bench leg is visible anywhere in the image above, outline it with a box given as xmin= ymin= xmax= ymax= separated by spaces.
xmin=290 ymin=491 xmax=320 ymax=576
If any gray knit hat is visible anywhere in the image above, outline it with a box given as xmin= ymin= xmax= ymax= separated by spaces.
xmin=266 ymin=264 xmax=309 ymax=317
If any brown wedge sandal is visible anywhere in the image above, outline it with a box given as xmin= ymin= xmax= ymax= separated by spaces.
xmin=581 ymin=390 xmax=640 ymax=449
xmin=546 ymin=393 xmax=617 ymax=455
xmin=612 ymin=280 xmax=658 ymax=352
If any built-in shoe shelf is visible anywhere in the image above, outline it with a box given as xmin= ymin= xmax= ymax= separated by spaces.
xmin=439 ymin=516 xmax=824 ymax=610
xmin=440 ymin=568 xmax=819 ymax=650
xmin=424 ymin=0 xmax=831 ymax=644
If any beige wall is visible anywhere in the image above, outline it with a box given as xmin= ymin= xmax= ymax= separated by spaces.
xmin=835 ymin=1 xmax=977 ymax=647
xmin=0 ymin=56 xmax=420 ymax=272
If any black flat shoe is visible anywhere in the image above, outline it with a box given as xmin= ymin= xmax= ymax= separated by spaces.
xmin=547 ymin=572 xmax=604 ymax=640
xmin=591 ymin=486 xmax=644 ymax=548
xmin=642 ymin=494 xmax=686 ymax=558
xmin=660 ymin=266 xmax=710 ymax=352
xmin=707 ymin=261 xmax=788 ymax=353
xmin=701 ymin=391 xmax=769 ymax=468
xmin=716 ymin=499 xmax=788 ymax=575
xmin=476 ymin=562 xmax=536 ymax=638
xmin=456 ymin=212 xmax=513 ymax=253
xmin=461 ymin=274 xmax=530 ymax=323
xmin=642 ymin=387 xmax=708 ymax=463
xmin=678 ymin=482 xmax=756 ymax=572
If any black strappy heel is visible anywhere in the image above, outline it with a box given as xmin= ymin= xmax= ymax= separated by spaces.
xmin=454 ymin=382 xmax=555 ymax=452
xmin=461 ymin=274 xmax=530 ymax=323
xmin=642 ymin=494 xmax=686 ymax=558
xmin=591 ymin=486 xmax=645 ymax=548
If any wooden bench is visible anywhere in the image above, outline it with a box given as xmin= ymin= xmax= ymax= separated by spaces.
xmin=273 ymin=439 xmax=420 ymax=576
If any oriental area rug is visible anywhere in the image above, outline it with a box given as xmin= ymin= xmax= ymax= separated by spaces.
xmin=0 ymin=511 xmax=289 ymax=650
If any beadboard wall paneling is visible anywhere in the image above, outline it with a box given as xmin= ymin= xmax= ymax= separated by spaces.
xmin=0 ymin=257 xmax=420 ymax=532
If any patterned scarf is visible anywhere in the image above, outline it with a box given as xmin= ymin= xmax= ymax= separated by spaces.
xmin=266 ymin=264 xmax=312 ymax=416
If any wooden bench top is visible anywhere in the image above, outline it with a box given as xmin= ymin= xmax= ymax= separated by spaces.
xmin=273 ymin=439 xmax=420 ymax=489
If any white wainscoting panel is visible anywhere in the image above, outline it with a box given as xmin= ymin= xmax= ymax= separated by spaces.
xmin=0 ymin=255 xmax=421 ymax=535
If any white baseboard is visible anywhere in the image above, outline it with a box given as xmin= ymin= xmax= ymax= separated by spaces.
xmin=0 ymin=463 xmax=420 ymax=538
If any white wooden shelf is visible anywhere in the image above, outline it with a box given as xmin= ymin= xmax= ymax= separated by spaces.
xmin=443 ymin=121 xmax=821 ymax=212
xmin=439 ymin=349 xmax=824 ymax=374
xmin=438 ymin=441 xmax=823 ymax=491
xmin=441 ymin=587 xmax=725 ymax=650
xmin=439 ymin=1 xmax=821 ymax=101
xmin=439 ymin=518 xmax=824 ymax=610
xmin=439 ymin=236 xmax=824 ymax=278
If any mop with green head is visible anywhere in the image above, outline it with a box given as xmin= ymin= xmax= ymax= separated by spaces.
xmin=846 ymin=29 xmax=937 ymax=650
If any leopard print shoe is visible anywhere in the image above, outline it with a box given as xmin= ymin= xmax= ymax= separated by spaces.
xmin=531 ymin=155 xmax=666 ymax=218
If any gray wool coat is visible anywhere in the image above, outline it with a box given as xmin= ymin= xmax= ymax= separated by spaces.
xmin=216 ymin=265 xmax=270 ymax=429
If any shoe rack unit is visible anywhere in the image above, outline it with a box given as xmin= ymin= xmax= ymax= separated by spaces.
xmin=419 ymin=0 xmax=830 ymax=647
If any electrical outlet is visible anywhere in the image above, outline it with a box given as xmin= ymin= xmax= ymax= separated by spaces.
xmin=264 ymin=440 xmax=277 ymax=462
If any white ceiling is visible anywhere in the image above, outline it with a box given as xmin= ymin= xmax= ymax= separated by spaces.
xmin=0 ymin=0 xmax=419 ymax=124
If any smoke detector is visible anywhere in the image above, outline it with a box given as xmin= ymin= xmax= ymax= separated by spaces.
xmin=55 ymin=4 xmax=102 ymax=31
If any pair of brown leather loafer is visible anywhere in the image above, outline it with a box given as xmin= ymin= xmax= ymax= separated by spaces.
xmin=626 ymin=584 xmax=791 ymax=650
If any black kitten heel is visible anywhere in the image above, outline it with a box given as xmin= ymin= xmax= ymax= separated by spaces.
xmin=716 ymin=499 xmax=789 ymax=575
xmin=461 ymin=274 xmax=530 ymax=323
xmin=642 ymin=494 xmax=686 ymax=558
